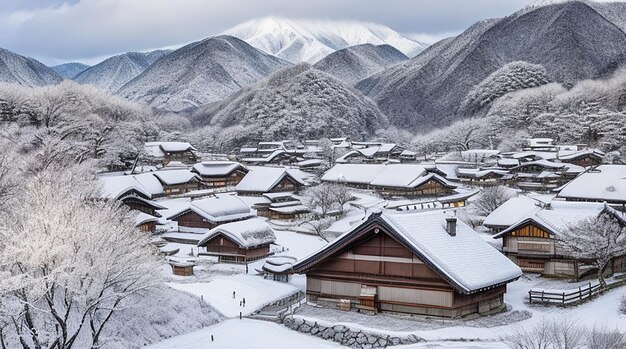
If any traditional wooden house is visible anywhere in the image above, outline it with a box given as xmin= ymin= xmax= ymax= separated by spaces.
xmin=135 ymin=212 xmax=159 ymax=232
xmin=167 ymin=195 xmax=254 ymax=233
xmin=492 ymin=201 xmax=626 ymax=278
xmin=191 ymin=161 xmax=248 ymax=187
xmin=293 ymin=210 xmax=522 ymax=317
xmin=322 ymin=164 xmax=457 ymax=197
xmin=152 ymin=170 xmax=203 ymax=196
xmin=144 ymin=141 xmax=198 ymax=165
xmin=556 ymin=165 xmax=626 ymax=207
xmin=558 ymin=149 xmax=604 ymax=167
xmin=483 ymin=196 xmax=545 ymax=234
xmin=456 ymin=168 xmax=510 ymax=186
xmin=510 ymin=160 xmax=584 ymax=192
xmin=197 ymin=218 xmax=276 ymax=263
xmin=255 ymin=192 xmax=310 ymax=220
xmin=235 ymin=167 xmax=308 ymax=196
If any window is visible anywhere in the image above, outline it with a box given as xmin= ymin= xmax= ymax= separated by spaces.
xmin=511 ymin=224 xmax=551 ymax=238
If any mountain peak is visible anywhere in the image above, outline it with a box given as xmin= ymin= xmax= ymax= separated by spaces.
xmin=222 ymin=17 xmax=427 ymax=63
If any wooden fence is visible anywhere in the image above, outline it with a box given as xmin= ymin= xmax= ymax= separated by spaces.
xmin=528 ymin=282 xmax=603 ymax=306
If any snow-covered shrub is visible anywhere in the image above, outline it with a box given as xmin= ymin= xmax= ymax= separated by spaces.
xmin=472 ymin=186 xmax=516 ymax=217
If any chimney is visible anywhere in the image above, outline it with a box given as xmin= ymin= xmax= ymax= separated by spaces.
xmin=445 ymin=217 xmax=457 ymax=237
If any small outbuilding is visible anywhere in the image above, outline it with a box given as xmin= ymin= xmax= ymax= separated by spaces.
xmin=197 ymin=218 xmax=277 ymax=263
xmin=167 ymin=195 xmax=254 ymax=233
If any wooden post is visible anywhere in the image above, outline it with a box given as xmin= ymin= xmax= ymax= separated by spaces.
xmin=562 ymin=292 xmax=565 ymax=305
xmin=579 ymin=286 xmax=582 ymax=301
xmin=528 ymin=291 xmax=532 ymax=304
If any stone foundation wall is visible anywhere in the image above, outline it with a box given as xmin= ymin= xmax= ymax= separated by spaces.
xmin=282 ymin=317 xmax=423 ymax=348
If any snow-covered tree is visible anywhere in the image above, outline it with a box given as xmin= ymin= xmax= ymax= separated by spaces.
xmin=472 ymin=186 xmax=516 ymax=217
xmin=0 ymin=164 xmax=160 ymax=348
xmin=460 ymin=61 xmax=549 ymax=116
xmin=559 ymin=210 xmax=626 ymax=288
xmin=302 ymin=183 xmax=353 ymax=217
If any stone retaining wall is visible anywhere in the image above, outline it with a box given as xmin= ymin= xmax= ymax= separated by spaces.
xmin=283 ymin=317 xmax=423 ymax=348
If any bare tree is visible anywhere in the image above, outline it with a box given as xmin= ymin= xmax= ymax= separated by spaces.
xmin=559 ymin=211 xmax=626 ymax=288
xmin=0 ymin=164 xmax=160 ymax=348
xmin=586 ymin=325 xmax=626 ymax=349
xmin=299 ymin=217 xmax=335 ymax=242
xmin=302 ymin=183 xmax=354 ymax=217
xmin=472 ymin=186 xmax=516 ymax=216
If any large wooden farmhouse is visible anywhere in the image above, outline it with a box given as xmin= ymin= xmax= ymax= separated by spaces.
xmin=322 ymin=164 xmax=456 ymax=197
xmin=489 ymin=200 xmax=626 ymax=278
xmin=191 ymin=161 xmax=248 ymax=187
xmin=197 ymin=218 xmax=276 ymax=263
xmin=293 ymin=210 xmax=522 ymax=317
xmin=235 ymin=166 xmax=307 ymax=196
xmin=167 ymin=195 xmax=254 ymax=233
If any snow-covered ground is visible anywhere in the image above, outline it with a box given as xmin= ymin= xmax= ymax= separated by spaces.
xmin=147 ymin=319 xmax=343 ymax=349
xmin=167 ymin=274 xmax=300 ymax=317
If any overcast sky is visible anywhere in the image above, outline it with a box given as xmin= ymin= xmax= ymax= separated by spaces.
xmin=0 ymin=0 xmax=604 ymax=65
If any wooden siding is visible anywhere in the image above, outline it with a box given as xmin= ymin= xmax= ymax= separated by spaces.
xmin=198 ymin=170 xmax=247 ymax=187
xmin=175 ymin=211 xmax=218 ymax=229
xmin=302 ymin=227 xmax=508 ymax=317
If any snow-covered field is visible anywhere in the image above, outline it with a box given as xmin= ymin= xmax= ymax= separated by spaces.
xmin=147 ymin=319 xmax=343 ymax=349
xmin=167 ymin=274 xmax=300 ymax=317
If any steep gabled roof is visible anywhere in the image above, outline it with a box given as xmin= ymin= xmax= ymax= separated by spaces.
xmin=192 ymin=161 xmax=247 ymax=177
xmin=196 ymin=218 xmax=276 ymax=248
xmin=294 ymin=209 xmax=522 ymax=294
xmin=152 ymin=170 xmax=200 ymax=185
xmin=492 ymin=201 xmax=607 ymax=238
xmin=235 ymin=166 xmax=307 ymax=193
xmin=167 ymin=195 xmax=253 ymax=223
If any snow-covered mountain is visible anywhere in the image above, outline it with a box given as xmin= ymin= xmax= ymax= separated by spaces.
xmin=192 ymin=63 xmax=388 ymax=147
xmin=356 ymin=1 xmax=626 ymax=131
xmin=0 ymin=47 xmax=62 ymax=87
xmin=51 ymin=62 xmax=90 ymax=79
xmin=313 ymin=44 xmax=407 ymax=85
xmin=222 ymin=17 xmax=427 ymax=63
xmin=118 ymin=35 xmax=291 ymax=113
xmin=74 ymin=50 xmax=169 ymax=92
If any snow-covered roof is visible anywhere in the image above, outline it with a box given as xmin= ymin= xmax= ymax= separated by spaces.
xmin=498 ymin=158 xmax=519 ymax=166
xmin=322 ymin=164 xmax=456 ymax=189
xmin=98 ymin=172 xmax=164 ymax=199
xmin=235 ymin=166 xmax=307 ymax=193
xmin=144 ymin=141 xmax=196 ymax=157
xmin=168 ymin=195 xmax=253 ymax=223
xmin=512 ymin=159 xmax=565 ymax=170
xmin=483 ymin=196 xmax=546 ymax=228
xmin=153 ymin=170 xmax=199 ymax=185
xmin=241 ymin=149 xmax=286 ymax=163
xmin=135 ymin=212 xmax=159 ymax=226
xmin=510 ymin=151 xmax=557 ymax=160
xmin=197 ymin=218 xmax=276 ymax=248
xmin=558 ymin=149 xmax=605 ymax=161
xmin=294 ymin=210 xmax=522 ymax=294
xmin=192 ymin=161 xmax=246 ymax=177
xmin=493 ymin=201 xmax=607 ymax=238
xmin=557 ymin=165 xmax=626 ymax=204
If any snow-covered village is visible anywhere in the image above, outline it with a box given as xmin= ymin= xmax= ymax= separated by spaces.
xmin=2 ymin=1 xmax=626 ymax=348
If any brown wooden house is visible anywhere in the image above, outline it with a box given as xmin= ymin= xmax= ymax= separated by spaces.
xmin=493 ymin=202 xmax=626 ymax=278
xmin=168 ymin=195 xmax=254 ymax=233
xmin=235 ymin=167 xmax=307 ymax=196
xmin=153 ymin=170 xmax=203 ymax=196
xmin=197 ymin=218 xmax=276 ymax=264
xmin=293 ymin=210 xmax=522 ymax=317
xmin=191 ymin=161 xmax=248 ymax=187
xmin=322 ymin=164 xmax=457 ymax=198
xmin=135 ymin=212 xmax=159 ymax=232
xmin=144 ymin=142 xmax=198 ymax=165
xmin=558 ymin=149 xmax=604 ymax=167
xmin=255 ymin=192 xmax=310 ymax=220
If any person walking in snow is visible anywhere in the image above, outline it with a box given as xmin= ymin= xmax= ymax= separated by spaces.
xmin=243 ymin=298 xmax=246 ymax=307
xmin=232 ymin=291 xmax=236 ymax=299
